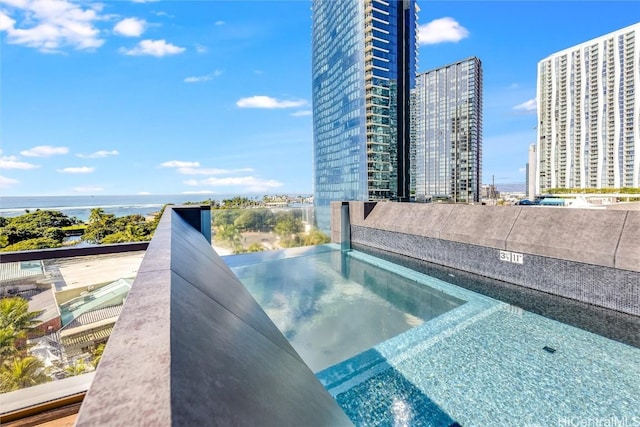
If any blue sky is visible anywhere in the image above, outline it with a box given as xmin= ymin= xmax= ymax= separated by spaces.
xmin=1 ymin=0 xmax=639 ymax=197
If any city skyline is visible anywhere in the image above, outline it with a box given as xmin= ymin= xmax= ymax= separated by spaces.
xmin=1 ymin=1 xmax=639 ymax=197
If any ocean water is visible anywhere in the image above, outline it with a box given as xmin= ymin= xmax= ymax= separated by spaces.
xmin=0 ymin=194 xmax=241 ymax=222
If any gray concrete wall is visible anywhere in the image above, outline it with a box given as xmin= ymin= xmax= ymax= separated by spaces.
xmin=334 ymin=202 xmax=640 ymax=316
xmin=77 ymin=206 xmax=351 ymax=426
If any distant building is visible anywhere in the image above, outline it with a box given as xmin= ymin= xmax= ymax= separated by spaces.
xmin=480 ymin=184 xmax=499 ymax=201
xmin=537 ymin=22 xmax=640 ymax=193
xmin=412 ymin=57 xmax=483 ymax=203
xmin=311 ymin=0 xmax=418 ymax=229
xmin=527 ymin=143 xmax=537 ymax=198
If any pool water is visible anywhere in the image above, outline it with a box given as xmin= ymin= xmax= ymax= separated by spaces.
xmin=226 ymin=244 xmax=640 ymax=426
xmin=229 ymin=245 xmax=463 ymax=372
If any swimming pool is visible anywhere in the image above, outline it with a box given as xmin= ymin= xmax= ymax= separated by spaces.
xmin=228 ymin=245 xmax=464 ymax=372
xmin=226 ymin=244 xmax=640 ymax=426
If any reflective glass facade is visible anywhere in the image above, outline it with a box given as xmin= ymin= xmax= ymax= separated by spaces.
xmin=413 ymin=57 xmax=482 ymax=203
xmin=312 ymin=0 xmax=417 ymax=229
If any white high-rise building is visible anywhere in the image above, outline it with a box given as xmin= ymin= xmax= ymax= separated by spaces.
xmin=537 ymin=23 xmax=640 ymax=194
xmin=527 ymin=143 xmax=537 ymax=198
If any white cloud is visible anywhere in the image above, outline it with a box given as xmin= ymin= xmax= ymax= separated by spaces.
xmin=514 ymin=98 xmax=537 ymax=112
xmin=418 ymin=17 xmax=469 ymax=45
xmin=57 ymin=166 xmax=95 ymax=173
xmin=138 ymin=191 xmax=152 ymax=195
xmin=21 ymin=145 xmax=69 ymax=157
xmin=0 ymin=156 xmax=39 ymax=169
xmin=114 ymin=17 xmax=146 ymax=37
xmin=176 ymin=167 xmax=253 ymax=175
xmin=184 ymin=70 xmax=223 ymax=83
xmin=0 ymin=11 xmax=16 ymax=31
xmin=183 ymin=190 xmax=216 ymax=195
xmin=184 ymin=176 xmax=284 ymax=192
xmin=0 ymin=0 xmax=104 ymax=53
xmin=0 ymin=175 xmax=20 ymax=189
xmin=76 ymin=149 xmax=119 ymax=159
xmin=214 ymin=20 xmax=225 ymax=26
xmin=518 ymin=167 xmax=527 ymax=174
xmin=195 ymin=43 xmax=207 ymax=53
xmin=291 ymin=110 xmax=312 ymax=117
xmin=130 ymin=0 xmax=159 ymax=3
xmin=120 ymin=39 xmax=185 ymax=57
xmin=73 ymin=185 xmax=103 ymax=193
xmin=160 ymin=160 xmax=200 ymax=168
xmin=236 ymin=96 xmax=307 ymax=109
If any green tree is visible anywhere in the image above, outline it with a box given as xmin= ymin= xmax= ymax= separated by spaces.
xmin=246 ymin=242 xmax=265 ymax=253
xmin=303 ymin=228 xmax=331 ymax=246
xmin=83 ymin=211 xmax=155 ymax=244
xmin=0 ymin=225 xmax=40 ymax=246
xmin=0 ymin=356 xmax=50 ymax=392
xmin=92 ymin=343 xmax=106 ymax=368
xmin=83 ymin=208 xmax=116 ymax=243
xmin=0 ymin=297 xmax=41 ymax=331
xmin=234 ymin=209 xmax=275 ymax=232
xmin=43 ymin=227 xmax=67 ymax=241
xmin=214 ymin=224 xmax=243 ymax=252
xmin=65 ymin=359 xmax=88 ymax=377
xmin=221 ymin=196 xmax=258 ymax=209
xmin=0 ymin=327 xmax=19 ymax=358
xmin=274 ymin=214 xmax=303 ymax=239
xmin=213 ymin=210 xmax=242 ymax=228
xmin=1 ymin=238 xmax=62 ymax=252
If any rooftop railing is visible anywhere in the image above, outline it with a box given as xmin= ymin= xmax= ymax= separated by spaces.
xmin=1 ymin=205 xmax=350 ymax=426
xmin=74 ymin=205 xmax=350 ymax=426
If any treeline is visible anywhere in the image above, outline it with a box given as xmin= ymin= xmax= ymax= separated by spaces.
xmin=0 ymin=208 xmax=162 ymax=252
xmin=213 ymin=208 xmax=329 ymax=254
xmin=0 ymin=198 xmax=328 ymax=253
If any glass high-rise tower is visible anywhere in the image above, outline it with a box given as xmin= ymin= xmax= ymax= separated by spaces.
xmin=311 ymin=0 xmax=417 ymax=229
xmin=412 ymin=57 xmax=483 ymax=203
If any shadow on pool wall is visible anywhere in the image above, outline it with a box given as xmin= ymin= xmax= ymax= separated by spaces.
xmin=332 ymin=201 xmax=640 ymax=319
xmin=354 ymin=244 xmax=640 ymax=349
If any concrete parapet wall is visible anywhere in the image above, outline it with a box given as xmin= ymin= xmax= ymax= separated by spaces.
xmin=334 ymin=202 xmax=640 ymax=316
xmin=335 ymin=202 xmax=640 ymax=272
xmin=506 ymin=208 xmax=629 ymax=268
xmin=616 ymin=212 xmax=640 ymax=271
xmin=77 ymin=206 xmax=351 ymax=426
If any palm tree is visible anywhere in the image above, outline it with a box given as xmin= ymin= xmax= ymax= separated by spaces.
xmin=65 ymin=359 xmax=88 ymax=377
xmin=92 ymin=343 xmax=106 ymax=368
xmin=0 ymin=297 xmax=41 ymax=332
xmin=0 ymin=356 xmax=50 ymax=392
xmin=215 ymin=224 xmax=243 ymax=252
xmin=0 ymin=327 xmax=19 ymax=358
